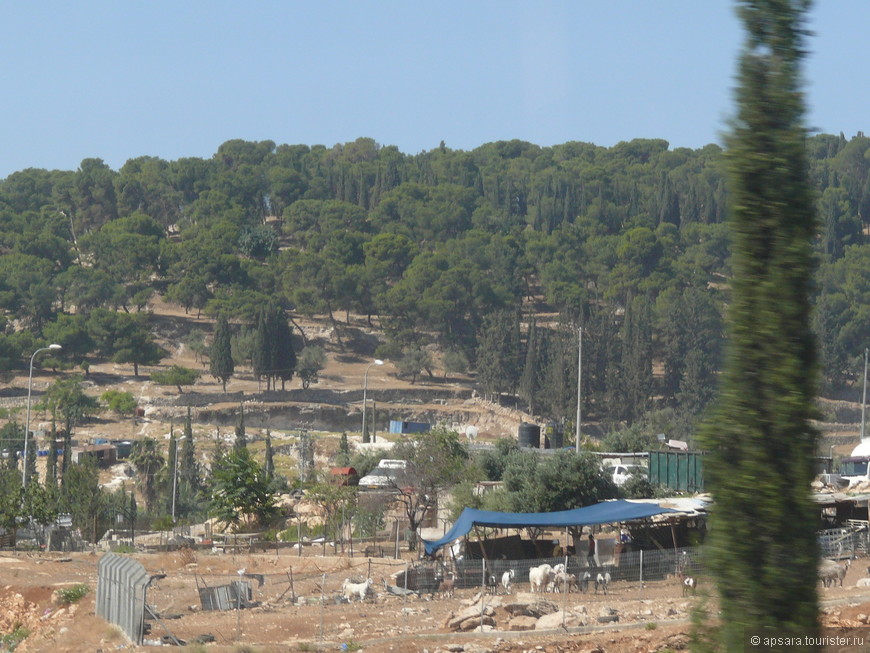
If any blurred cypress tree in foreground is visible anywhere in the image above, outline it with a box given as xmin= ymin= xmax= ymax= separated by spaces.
xmin=700 ymin=0 xmax=819 ymax=649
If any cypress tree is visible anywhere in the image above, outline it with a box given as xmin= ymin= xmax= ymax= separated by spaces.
xmin=621 ymin=295 xmax=653 ymax=424
xmin=264 ymin=430 xmax=274 ymax=481
xmin=252 ymin=308 xmax=270 ymax=391
xmin=46 ymin=420 xmax=58 ymax=487
xmin=209 ymin=315 xmax=234 ymax=392
xmin=213 ymin=428 xmax=227 ymax=463
xmin=180 ymin=408 xmax=200 ymax=495
xmin=234 ymin=404 xmax=247 ymax=452
xmin=518 ymin=318 xmax=539 ymax=415
xmin=25 ymin=429 xmax=37 ymax=483
xmin=270 ymin=305 xmax=297 ymax=391
xmin=700 ymin=1 xmax=819 ymax=647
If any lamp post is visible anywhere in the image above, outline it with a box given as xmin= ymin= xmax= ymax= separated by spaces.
xmin=23 ymin=344 xmax=62 ymax=488
xmin=361 ymin=359 xmax=383 ymax=443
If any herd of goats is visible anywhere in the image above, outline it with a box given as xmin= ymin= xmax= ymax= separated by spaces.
xmin=339 ymin=556 xmax=863 ymax=604
xmin=340 ymin=561 xmax=700 ymax=603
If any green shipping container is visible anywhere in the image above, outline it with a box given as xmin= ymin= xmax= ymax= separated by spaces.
xmin=647 ymin=450 xmax=705 ymax=492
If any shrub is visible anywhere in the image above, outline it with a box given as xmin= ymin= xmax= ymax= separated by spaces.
xmin=56 ymin=584 xmax=89 ymax=605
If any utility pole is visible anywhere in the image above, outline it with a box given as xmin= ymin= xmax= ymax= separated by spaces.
xmin=575 ymin=326 xmax=582 ymax=452
xmin=862 ymin=348 xmax=868 ymax=441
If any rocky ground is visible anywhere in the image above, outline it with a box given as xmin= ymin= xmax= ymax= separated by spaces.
xmin=4 ymin=549 xmax=870 ymax=653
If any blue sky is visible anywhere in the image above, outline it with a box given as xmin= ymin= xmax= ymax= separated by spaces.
xmin=1 ymin=1 xmax=867 ymax=179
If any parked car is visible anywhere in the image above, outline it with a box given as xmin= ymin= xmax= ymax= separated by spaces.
xmin=606 ymin=463 xmax=646 ymax=487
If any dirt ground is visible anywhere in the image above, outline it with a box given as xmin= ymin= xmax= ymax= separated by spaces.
xmin=4 ymin=548 xmax=870 ymax=653
xmin=6 ymin=299 xmax=870 ymax=652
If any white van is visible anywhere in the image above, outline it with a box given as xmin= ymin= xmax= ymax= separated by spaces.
xmin=358 ymin=459 xmax=409 ymax=489
xmin=605 ymin=463 xmax=646 ymax=487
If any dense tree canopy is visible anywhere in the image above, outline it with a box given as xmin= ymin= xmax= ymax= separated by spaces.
xmin=0 ymin=127 xmax=866 ymax=429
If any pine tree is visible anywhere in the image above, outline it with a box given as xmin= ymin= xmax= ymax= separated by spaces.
xmin=700 ymin=1 xmax=819 ymax=647
xmin=209 ymin=315 xmax=234 ymax=392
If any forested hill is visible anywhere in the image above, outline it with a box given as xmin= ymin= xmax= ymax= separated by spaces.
xmin=1 ymin=134 xmax=868 ymax=441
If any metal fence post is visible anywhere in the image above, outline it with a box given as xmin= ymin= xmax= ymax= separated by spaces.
xmin=639 ymin=549 xmax=644 ymax=598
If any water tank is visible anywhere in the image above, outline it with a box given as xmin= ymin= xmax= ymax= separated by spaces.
xmin=518 ymin=422 xmax=541 ymax=448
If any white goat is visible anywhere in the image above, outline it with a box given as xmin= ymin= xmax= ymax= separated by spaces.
xmin=579 ymin=570 xmax=592 ymax=593
xmin=528 ymin=564 xmax=553 ymax=593
xmin=342 ymin=577 xmax=374 ymax=602
xmin=682 ymin=576 xmax=697 ymax=596
xmin=595 ymin=571 xmax=611 ymax=594
xmin=501 ymin=569 xmax=515 ymax=594
xmin=552 ymin=570 xmax=576 ymax=593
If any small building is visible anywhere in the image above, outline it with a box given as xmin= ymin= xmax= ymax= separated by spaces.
xmin=329 ymin=466 xmax=359 ymax=486
xmin=389 ymin=420 xmax=431 ymax=435
xmin=112 ymin=440 xmax=133 ymax=459
xmin=71 ymin=444 xmax=118 ymax=467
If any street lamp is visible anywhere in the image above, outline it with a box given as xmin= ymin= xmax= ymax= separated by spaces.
xmin=23 ymin=344 xmax=62 ymax=488
xmin=361 ymin=359 xmax=384 ymax=443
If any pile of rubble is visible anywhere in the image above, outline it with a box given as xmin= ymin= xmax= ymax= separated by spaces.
xmin=443 ymin=592 xmax=688 ymax=633
xmin=1 ymin=592 xmax=41 ymax=635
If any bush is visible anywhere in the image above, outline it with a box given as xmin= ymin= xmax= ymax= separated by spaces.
xmin=55 ymin=584 xmax=89 ymax=605
xmin=278 ymin=523 xmax=323 ymax=542
xmin=0 ymin=626 xmax=30 ymax=651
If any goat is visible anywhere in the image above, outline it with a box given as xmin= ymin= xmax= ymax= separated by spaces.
xmin=546 ymin=563 xmax=568 ymax=591
xmin=579 ymin=570 xmax=592 ymax=593
xmin=486 ymin=573 xmax=499 ymax=594
xmin=342 ymin=577 xmax=374 ymax=602
xmin=528 ymin=563 xmax=553 ymax=593
xmin=501 ymin=569 xmax=515 ymax=594
xmin=682 ymin=576 xmax=697 ymax=596
xmin=437 ymin=571 xmax=455 ymax=598
xmin=552 ymin=570 xmax=576 ymax=593
xmin=595 ymin=571 xmax=611 ymax=595
xmin=819 ymin=559 xmax=850 ymax=588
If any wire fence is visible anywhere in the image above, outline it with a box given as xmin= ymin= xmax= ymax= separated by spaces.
xmin=141 ymin=546 xmax=706 ymax=620
xmin=819 ymin=525 xmax=870 ymax=560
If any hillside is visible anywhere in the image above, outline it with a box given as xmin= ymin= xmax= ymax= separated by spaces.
xmin=6 ymin=296 xmax=539 ymax=464
xmin=5 ymin=293 xmax=865 ymax=471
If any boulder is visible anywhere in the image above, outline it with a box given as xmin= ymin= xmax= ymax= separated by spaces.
xmin=508 ymin=616 xmax=538 ymax=631
xmin=503 ymin=599 xmax=559 ymax=619
xmin=535 ymin=610 xmax=586 ymax=630
xmin=457 ymin=614 xmax=496 ymax=631
xmin=446 ymin=604 xmax=495 ymax=630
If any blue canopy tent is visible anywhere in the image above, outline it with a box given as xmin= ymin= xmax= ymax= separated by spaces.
xmin=423 ymin=499 xmax=677 ymax=556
